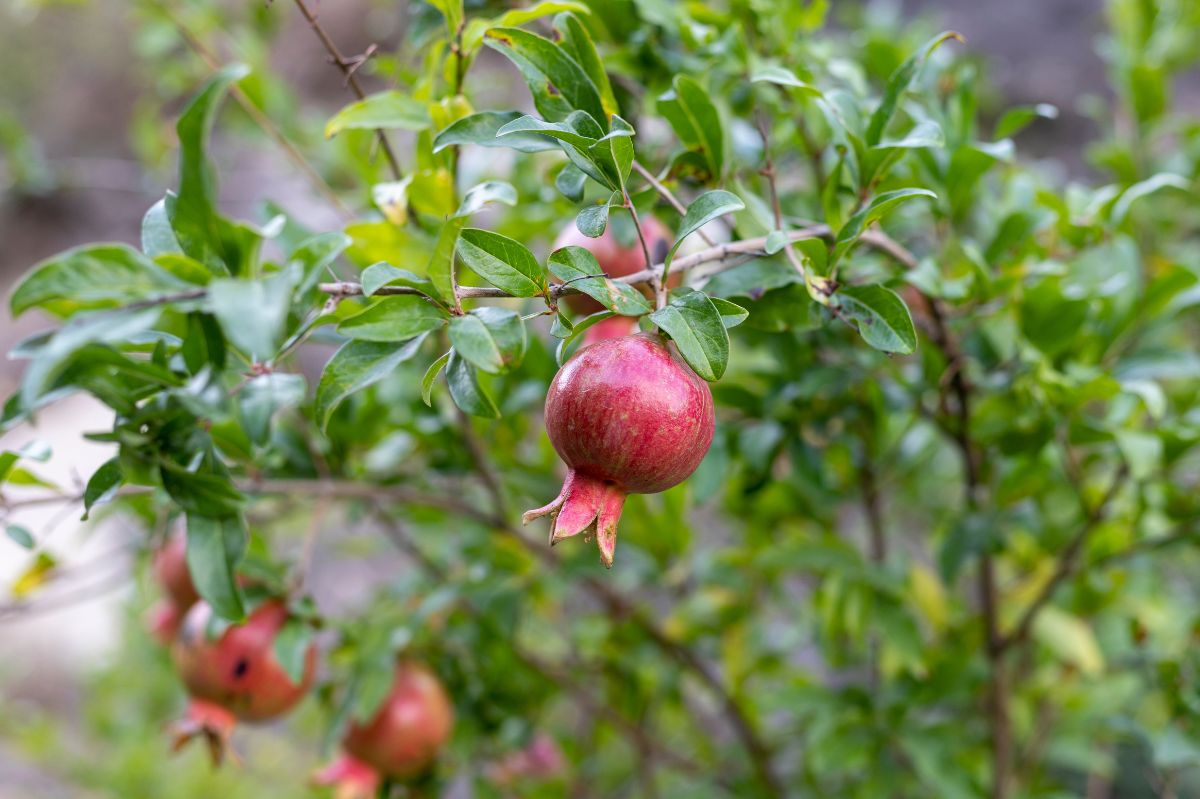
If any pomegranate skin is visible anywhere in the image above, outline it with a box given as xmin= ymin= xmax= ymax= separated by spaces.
xmin=172 ymin=600 xmax=315 ymax=722
xmin=154 ymin=533 xmax=199 ymax=610
xmin=553 ymin=216 xmax=673 ymax=315
xmin=312 ymin=752 xmax=381 ymax=799
xmin=343 ymin=662 xmax=455 ymax=780
xmin=546 ymin=333 xmax=714 ymax=493
xmin=524 ymin=333 xmax=714 ymax=566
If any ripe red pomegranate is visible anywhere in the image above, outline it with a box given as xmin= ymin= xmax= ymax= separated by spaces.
xmin=343 ymin=662 xmax=454 ymax=780
xmin=169 ymin=600 xmax=316 ymax=762
xmin=154 ymin=533 xmax=199 ymax=610
xmin=553 ymin=215 xmax=673 ymax=316
xmin=312 ymin=752 xmax=381 ymax=799
xmin=523 ymin=333 xmax=715 ymax=567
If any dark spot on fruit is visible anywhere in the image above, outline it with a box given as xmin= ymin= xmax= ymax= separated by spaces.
xmin=653 ymin=239 xmax=670 ymax=262
xmin=232 ymin=657 xmax=250 ymax=680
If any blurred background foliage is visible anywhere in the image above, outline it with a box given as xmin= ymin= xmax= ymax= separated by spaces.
xmin=1 ymin=1 xmax=1199 ymax=798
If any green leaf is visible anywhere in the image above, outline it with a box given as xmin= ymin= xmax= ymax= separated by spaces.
xmin=1032 ymin=607 xmax=1104 ymax=676
xmin=830 ymin=188 xmax=936 ymax=268
xmin=5 ymin=525 xmax=35 ymax=550
xmin=483 ymin=27 xmax=607 ymax=126
xmin=238 ymin=373 xmax=306 ymax=445
xmin=658 ymin=75 xmax=725 ymax=178
xmin=171 ymin=64 xmax=250 ymax=273
xmin=287 ymin=232 xmax=351 ymax=295
xmin=325 ymin=91 xmax=431 ymax=137
xmin=865 ymin=31 xmax=963 ymax=146
xmin=496 ymin=113 xmax=614 ymax=187
xmin=427 ymin=0 xmax=463 ymax=33
xmin=206 ymin=268 xmax=299 ymax=361
xmin=10 ymin=244 xmax=191 ymax=318
xmin=448 ymin=308 xmax=527 ymax=374
xmin=421 ymin=351 xmax=451 ymax=406
xmin=186 ymin=514 xmax=247 ymax=621
xmin=432 ymin=111 xmax=557 ymax=154
xmin=272 ymin=618 xmax=313 ymax=684
xmin=595 ymin=114 xmax=635 ymax=186
xmin=750 ymin=66 xmax=821 ymax=94
xmin=648 ymin=288 xmax=729 ymax=381
xmin=462 ymin=1 xmax=590 ymax=53
xmin=553 ymin=12 xmax=618 ymax=119
xmin=665 ymin=190 xmax=744 ymax=272
xmin=315 ymin=336 xmax=427 ymax=429
xmin=710 ymin=297 xmax=749 ymax=328
xmin=360 ymin=263 xmax=436 ymax=299
xmin=1108 ymin=173 xmax=1190 ymax=226
xmin=82 ymin=458 xmax=123 ymax=520
xmin=994 ymin=103 xmax=1058 ymax=139
xmin=446 ymin=351 xmax=500 ymax=418
xmin=20 ymin=308 xmax=164 ymax=408
xmin=576 ymin=204 xmax=610 ymax=238
xmin=456 ymin=229 xmax=547 ymax=297
xmin=834 ymin=284 xmax=917 ymax=354
xmin=337 ymin=296 xmax=449 ymax=342
xmin=548 ymin=246 xmax=652 ymax=315
xmin=160 ymin=460 xmax=245 ymax=517
xmin=181 ymin=312 xmax=227 ymax=374
xmin=457 ymin=180 xmax=518 ymax=217
xmin=556 ymin=162 xmax=587 ymax=202
xmin=141 ymin=196 xmax=183 ymax=257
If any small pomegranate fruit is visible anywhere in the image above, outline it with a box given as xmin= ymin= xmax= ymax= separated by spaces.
xmin=312 ymin=752 xmax=381 ymax=799
xmin=343 ymin=662 xmax=454 ymax=780
xmin=154 ymin=533 xmax=199 ymax=610
xmin=169 ymin=600 xmax=316 ymax=763
xmin=147 ymin=600 xmax=187 ymax=645
xmin=486 ymin=734 xmax=567 ymax=787
xmin=553 ymin=215 xmax=673 ymax=315
xmin=523 ymin=333 xmax=715 ymax=567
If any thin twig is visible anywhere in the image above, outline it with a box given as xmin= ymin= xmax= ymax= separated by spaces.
xmin=631 ymin=161 xmax=716 ymax=247
xmin=290 ymin=0 xmax=404 ymax=180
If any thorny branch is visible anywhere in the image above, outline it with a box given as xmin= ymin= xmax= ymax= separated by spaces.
xmin=290 ymin=0 xmax=404 ymax=181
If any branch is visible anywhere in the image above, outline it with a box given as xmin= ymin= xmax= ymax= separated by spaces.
xmin=290 ymin=0 xmax=404 ymax=180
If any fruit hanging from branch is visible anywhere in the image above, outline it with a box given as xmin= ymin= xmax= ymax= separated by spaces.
xmin=169 ymin=599 xmax=316 ymax=764
xmin=341 ymin=661 xmax=455 ymax=781
xmin=523 ymin=333 xmax=715 ymax=567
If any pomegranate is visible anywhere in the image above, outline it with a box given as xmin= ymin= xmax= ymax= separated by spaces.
xmin=312 ymin=752 xmax=381 ymax=799
xmin=169 ymin=600 xmax=316 ymax=762
xmin=553 ymin=215 xmax=673 ymax=316
xmin=523 ymin=333 xmax=715 ymax=567
xmin=486 ymin=734 xmax=567 ymax=787
xmin=153 ymin=533 xmax=199 ymax=610
xmin=147 ymin=600 xmax=186 ymax=645
xmin=343 ymin=662 xmax=454 ymax=780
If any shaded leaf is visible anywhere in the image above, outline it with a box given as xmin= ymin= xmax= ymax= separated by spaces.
xmin=315 ymin=336 xmax=428 ymax=429
xmin=648 ymin=288 xmax=729 ymax=381
xmin=834 ymin=284 xmax=917 ymax=354
xmin=187 ymin=514 xmax=247 ymax=621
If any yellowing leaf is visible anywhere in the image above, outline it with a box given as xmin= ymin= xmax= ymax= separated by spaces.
xmin=908 ymin=562 xmax=948 ymax=635
xmin=1033 ymin=607 xmax=1105 ymax=676
xmin=12 ymin=552 xmax=58 ymax=598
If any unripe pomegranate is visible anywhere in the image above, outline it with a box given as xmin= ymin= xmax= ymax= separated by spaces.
xmin=169 ymin=600 xmax=316 ymax=762
xmin=553 ymin=215 xmax=673 ymax=316
xmin=154 ymin=533 xmax=199 ymax=610
xmin=523 ymin=333 xmax=715 ymax=567
xmin=343 ymin=662 xmax=454 ymax=780
xmin=312 ymin=752 xmax=381 ymax=799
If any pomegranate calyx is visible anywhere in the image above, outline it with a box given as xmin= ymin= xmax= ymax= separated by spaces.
xmin=523 ymin=470 xmax=627 ymax=568
xmin=169 ymin=698 xmax=239 ymax=766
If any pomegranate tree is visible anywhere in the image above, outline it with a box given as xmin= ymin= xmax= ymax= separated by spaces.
xmin=170 ymin=599 xmax=316 ymax=763
xmin=523 ymin=333 xmax=715 ymax=567
xmin=342 ymin=662 xmax=454 ymax=780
